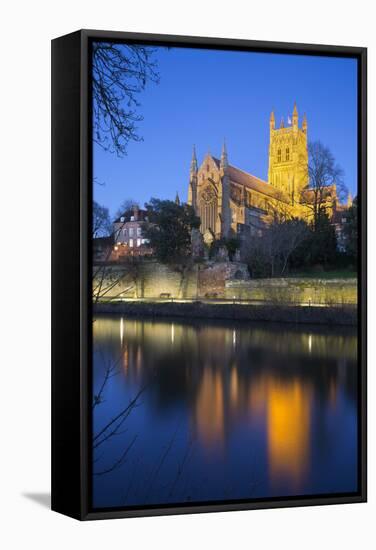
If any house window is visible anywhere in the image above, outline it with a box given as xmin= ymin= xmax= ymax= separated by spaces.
xmin=286 ymin=147 xmax=290 ymax=161
xmin=129 ymin=227 xmax=134 ymax=237
xmin=277 ymin=149 xmax=281 ymax=162
xmin=129 ymin=239 xmax=134 ymax=247
xmin=137 ymin=227 xmax=142 ymax=236
xmin=123 ymin=228 xmax=127 ymax=236
xmin=137 ymin=238 xmax=141 ymax=247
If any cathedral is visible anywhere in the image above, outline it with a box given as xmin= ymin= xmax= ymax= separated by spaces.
xmin=187 ymin=103 xmax=337 ymax=243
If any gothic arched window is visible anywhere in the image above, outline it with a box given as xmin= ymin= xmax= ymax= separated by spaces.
xmin=199 ymin=186 xmax=217 ymax=234
xmin=286 ymin=147 xmax=290 ymax=161
xmin=277 ymin=149 xmax=281 ymax=162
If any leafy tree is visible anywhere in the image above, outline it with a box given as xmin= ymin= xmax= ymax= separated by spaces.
xmin=93 ymin=201 xmax=112 ymax=238
xmin=144 ymin=198 xmax=200 ymax=263
xmin=290 ymin=209 xmax=338 ymax=270
xmin=308 ymin=209 xmax=338 ymax=267
xmin=343 ymin=196 xmax=358 ymax=260
xmin=92 ymin=43 xmax=159 ymax=156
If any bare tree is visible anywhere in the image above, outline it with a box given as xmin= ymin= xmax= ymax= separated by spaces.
xmin=92 ymin=199 xmax=143 ymax=304
xmin=275 ymin=219 xmax=309 ymax=275
xmin=92 ymin=262 xmax=138 ymax=304
xmin=92 ymin=201 xmax=128 ymax=303
xmin=114 ymin=198 xmax=140 ymax=221
xmin=93 ymin=201 xmax=112 ymax=238
xmin=299 ymin=141 xmax=346 ymax=227
xmin=92 ymin=42 xmax=159 ymax=156
xmin=241 ymin=218 xmax=308 ymax=278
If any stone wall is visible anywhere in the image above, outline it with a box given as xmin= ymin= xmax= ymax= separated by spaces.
xmin=197 ymin=262 xmax=249 ymax=298
xmin=225 ymin=278 xmax=357 ymax=305
xmin=135 ymin=262 xmax=199 ymax=299
xmin=94 ymin=260 xmax=249 ymax=300
xmin=93 ymin=260 xmax=357 ymax=305
xmin=94 ymin=261 xmax=195 ymax=299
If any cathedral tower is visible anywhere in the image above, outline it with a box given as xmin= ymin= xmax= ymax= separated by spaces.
xmin=268 ymin=103 xmax=308 ymax=204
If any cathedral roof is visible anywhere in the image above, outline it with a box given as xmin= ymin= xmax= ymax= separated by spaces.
xmin=226 ymin=164 xmax=280 ymax=198
xmin=208 ymin=154 xmax=283 ymax=199
xmin=208 ymin=155 xmax=282 ymax=198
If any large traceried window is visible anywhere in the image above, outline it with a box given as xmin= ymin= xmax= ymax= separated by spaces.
xmin=277 ymin=148 xmax=281 ymax=162
xmin=286 ymin=147 xmax=290 ymax=161
xmin=199 ymin=186 xmax=217 ymax=233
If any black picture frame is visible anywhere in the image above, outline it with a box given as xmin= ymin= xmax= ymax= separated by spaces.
xmin=51 ymin=29 xmax=367 ymax=520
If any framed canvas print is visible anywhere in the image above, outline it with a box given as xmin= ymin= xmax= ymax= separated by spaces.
xmin=51 ymin=30 xmax=367 ymax=520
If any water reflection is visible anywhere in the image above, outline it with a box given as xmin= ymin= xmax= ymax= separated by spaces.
xmin=93 ymin=316 xmax=358 ymax=509
xmin=265 ymin=377 xmax=312 ymax=489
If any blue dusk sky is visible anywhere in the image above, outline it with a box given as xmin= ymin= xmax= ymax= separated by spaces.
xmin=93 ymin=46 xmax=358 ymax=217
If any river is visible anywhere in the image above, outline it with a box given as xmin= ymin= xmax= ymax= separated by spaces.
xmin=92 ymin=315 xmax=358 ymax=509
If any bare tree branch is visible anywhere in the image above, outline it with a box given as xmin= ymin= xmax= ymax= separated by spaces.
xmin=299 ymin=141 xmax=347 ymax=227
xmin=92 ymin=43 xmax=159 ymax=156
xmin=94 ymin=435 xmax=137 ymax=476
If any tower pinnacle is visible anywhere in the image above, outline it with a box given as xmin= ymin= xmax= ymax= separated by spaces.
xmin=190 ymin=145 xmax=198 ymax=174
xmin=220 ymin=139 xmax=228 ymax=169
xmin=292 ymin=102 xmax=298 ymax=129
xmin=270 ymin=110 xmax=275 ymax=131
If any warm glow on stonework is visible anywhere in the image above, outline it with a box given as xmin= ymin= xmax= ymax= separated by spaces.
xmin=187 ymin=105 xmax=337 ymax=241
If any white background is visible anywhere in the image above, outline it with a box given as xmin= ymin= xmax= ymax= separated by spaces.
xmin=0 ymin=0 xmax=374 ymax=548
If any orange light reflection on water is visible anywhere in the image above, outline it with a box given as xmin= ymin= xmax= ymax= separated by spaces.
xmin=195 ymin=369 xmax=225 ymax=450
xmin=265 ymin=377 xmax=312 ymax=489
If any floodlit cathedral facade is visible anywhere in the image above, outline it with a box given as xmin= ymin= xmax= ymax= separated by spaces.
xmin=187 ymin=103 xmax=337 ymax=242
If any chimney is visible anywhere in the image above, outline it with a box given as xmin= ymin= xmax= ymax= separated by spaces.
xmin=133 ymin=204 xmax=139 ymax=221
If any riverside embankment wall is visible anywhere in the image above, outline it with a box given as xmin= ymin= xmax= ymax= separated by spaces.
xmin=93 ymin=260 xmax=357 ymax=305
xmin=94 ymin=301 xmax=357 ymax=326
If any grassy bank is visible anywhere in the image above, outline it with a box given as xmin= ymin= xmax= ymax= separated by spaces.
xmin=286 ymin=269 xmax=357 ymax=279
